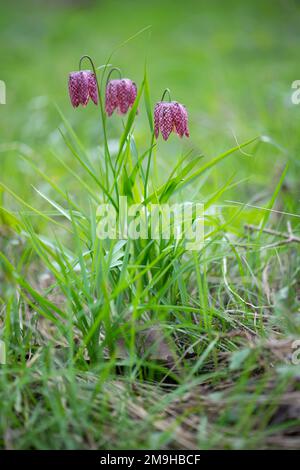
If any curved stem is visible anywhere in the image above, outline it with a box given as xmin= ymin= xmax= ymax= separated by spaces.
xmin=78 ymin=55 xmax=118 ymax=204
xmin=160 ymin=88 xmax=172 ymax=102
xmin=79 ymin=55 xmax=96 ymax=72
xmin=106 ymin=67 xmax=122 ymax=86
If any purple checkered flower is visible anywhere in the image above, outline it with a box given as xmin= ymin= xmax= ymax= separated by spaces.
xmin=154 ymin=101 xmax=190 ymax=140
xmin=68 ymin=70 xmax=98 ymax=108
xmin=105 ymin=78 xmax=137 ymax=116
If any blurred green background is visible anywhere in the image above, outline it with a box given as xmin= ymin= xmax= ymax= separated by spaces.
xmin=0 ymin=0 xmax=299 ymax=210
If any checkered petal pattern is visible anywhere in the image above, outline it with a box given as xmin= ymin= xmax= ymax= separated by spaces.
xmin=154 ymin=101 xmax=190 ymax=140
xmin=105 ymin=79 xmax=137 ymax=116
xmin=68 ymin=70 xmax=98 ymax=108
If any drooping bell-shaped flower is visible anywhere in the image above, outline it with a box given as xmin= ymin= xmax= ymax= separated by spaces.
xmin=68 ymin=70 xmax=98 ymax=108
xmin=154 ymin=92 xmax=189 ymax=140
xmin=105 ymin=78 xmax=137 ymax=116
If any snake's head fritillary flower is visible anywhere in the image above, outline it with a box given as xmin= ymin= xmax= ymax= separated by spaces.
xmin=155 ymin=102 xmax=174 ymax=140
xmin=154 ymin=98 xmax=189 ymax=141
xmin=68 ymin=70 xmax=98 ymax=108
xmin=105 ymin=78 xmax=137 ymax=116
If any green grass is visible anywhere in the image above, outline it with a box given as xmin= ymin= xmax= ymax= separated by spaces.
xmin=0 ymin=0 xmax=300 ymax=450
